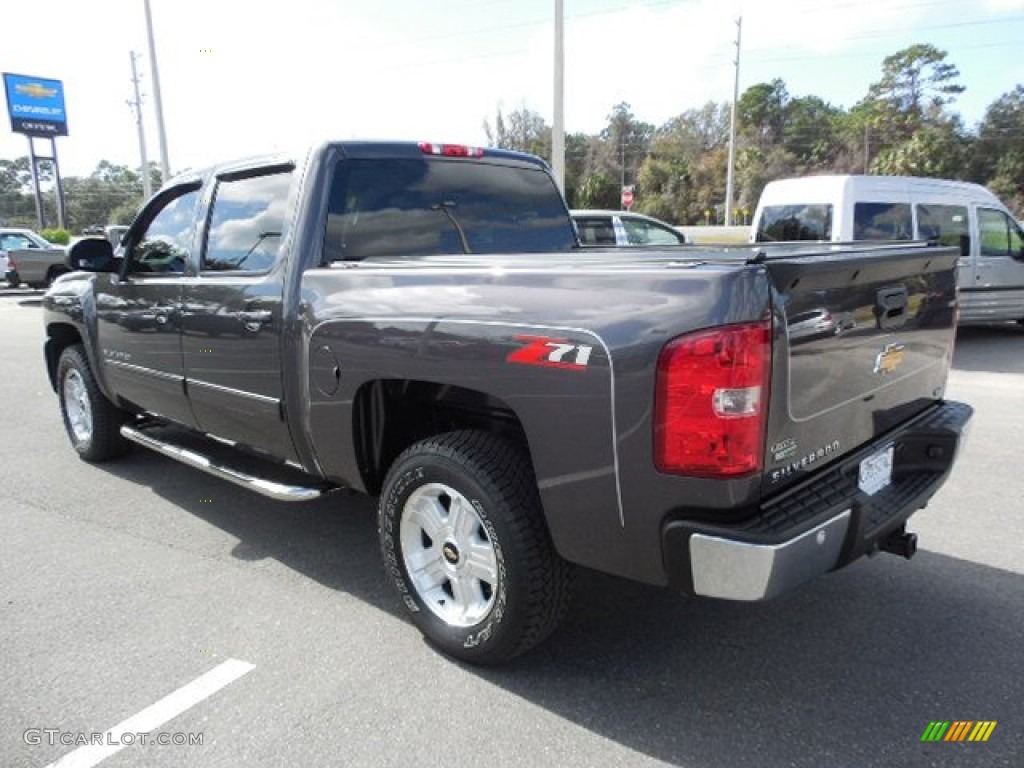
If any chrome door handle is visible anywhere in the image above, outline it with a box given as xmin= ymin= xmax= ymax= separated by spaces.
xmin=237 ymin=309 xmax=272 ymax=332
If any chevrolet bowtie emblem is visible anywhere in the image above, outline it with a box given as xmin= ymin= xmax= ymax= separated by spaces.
xmin=874 ymin=343 xmax=905 ymax=374
xmin=15 ymin=82 xmax=57 ymax=99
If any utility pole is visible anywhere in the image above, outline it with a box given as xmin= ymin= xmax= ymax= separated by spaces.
xmin=552 ymin=0 xmax=565 ymax=193
xmin=863 ymin=123 xmax=870 ymax=173
xmin=129 ymin=51 xmax=153 ymax=200
xmin=725 ymin=16 xmax=742 ymax=227
xmin=620 ymin=137 xmax=626 ymax=191
xmin=144 ymin=0 xmax=171 ymax=184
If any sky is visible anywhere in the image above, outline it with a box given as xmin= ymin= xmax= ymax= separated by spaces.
xmin=3 ymin=0 xmax=1024 ymax=179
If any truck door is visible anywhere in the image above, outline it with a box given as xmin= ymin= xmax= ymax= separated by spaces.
xmin=95 ymin=184 xmax=202 ymax=428
xmin=179 ymin=166 xmax=298 ymax=462
xmin=974 ymin=207 xmax=1024 ymax=319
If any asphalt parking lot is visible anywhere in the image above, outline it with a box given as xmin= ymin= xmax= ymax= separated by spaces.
xmin=1 ymin=290 xmax=1021 ymax=768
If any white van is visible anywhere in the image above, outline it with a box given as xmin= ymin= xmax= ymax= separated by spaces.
xmin=751 ymin=175 xmax=1024 ymax=324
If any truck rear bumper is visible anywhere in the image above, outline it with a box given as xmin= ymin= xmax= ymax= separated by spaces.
xmin=662 ymin=399 xmax=973 ymax=600
xmin=688 ymin=509 xmax=851 ymax=600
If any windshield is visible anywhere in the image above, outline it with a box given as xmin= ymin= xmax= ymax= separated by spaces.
xmin=755 ymin=204 xmax=833 ymax=242
xmin=323 ymin=158 xmax=576 ymax=261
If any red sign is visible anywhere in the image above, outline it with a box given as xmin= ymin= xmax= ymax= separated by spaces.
xmin=621 ymin=186 xmax=634 ymax=208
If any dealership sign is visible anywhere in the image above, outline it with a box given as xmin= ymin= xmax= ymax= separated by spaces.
xmin=3 ymin=73 xmax=68 ymax=137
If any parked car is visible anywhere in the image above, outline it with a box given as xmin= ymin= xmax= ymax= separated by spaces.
xmin=2 ymin=228 xmax=68 ymax=289
xmin=787 ymin=307 xmax=841 ymax=342
xmin=104 ymin=225 xmax=130 ymax=248
xmin=572 ymin=210 xmax=689 ymax=246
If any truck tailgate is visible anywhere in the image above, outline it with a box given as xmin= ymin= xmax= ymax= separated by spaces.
xmin=761 ymin=243 xmax=960 ymax=491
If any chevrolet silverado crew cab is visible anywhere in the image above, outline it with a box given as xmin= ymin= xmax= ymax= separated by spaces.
xmin=43 ymin=141 xmax=971 ymax=664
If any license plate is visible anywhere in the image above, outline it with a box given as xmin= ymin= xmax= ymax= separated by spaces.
xmin=859 ymin=444 xmax=894 ymax=496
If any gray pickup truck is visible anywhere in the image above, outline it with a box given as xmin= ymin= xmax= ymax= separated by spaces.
xmin=2 ymin=228 xmax=68 ymax=289
xmin=43 ymin=141 xmax=972 ymax=664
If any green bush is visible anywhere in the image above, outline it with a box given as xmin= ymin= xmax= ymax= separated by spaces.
xmin=40 ymin=228 xmax=71 ymax=246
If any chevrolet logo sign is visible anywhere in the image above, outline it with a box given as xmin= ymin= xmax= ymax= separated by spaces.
xmin=874 ymin=343 xmax=905 ymax=374
xmin=15 ymin=82 xmax=57 ymax=99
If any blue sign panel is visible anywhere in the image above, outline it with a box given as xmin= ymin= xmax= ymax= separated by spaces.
xmin=3 ymin=73 xmax=68 ymax=137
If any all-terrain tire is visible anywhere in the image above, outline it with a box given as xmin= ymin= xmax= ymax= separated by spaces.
xmin=57 ymin=344 xmax=130 ymax=462
xmin=378 ymin=430 xmax=574 ymax=665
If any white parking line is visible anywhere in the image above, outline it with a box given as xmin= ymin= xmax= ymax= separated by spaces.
xmin=45 ymin=658 xmax=255 ymax=768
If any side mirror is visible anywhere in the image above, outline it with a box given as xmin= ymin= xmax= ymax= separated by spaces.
xmin=67 ymin=238 xmax=116 ymax=272
xmin=959 ymin=234 xmax=970 ymax=258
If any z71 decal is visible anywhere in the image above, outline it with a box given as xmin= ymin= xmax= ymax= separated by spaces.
xmin=507 ymin=335 xmax=594 ymax=371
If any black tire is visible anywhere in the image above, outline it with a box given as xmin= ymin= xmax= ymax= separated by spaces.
xmin=43 ymin=266 xmax=68 ymax=289
xmin=57 ymin=344 xmax=130 ymax=462
xmin=378 ymin=430 xmax=574 ymax=665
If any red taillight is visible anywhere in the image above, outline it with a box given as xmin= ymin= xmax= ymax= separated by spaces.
xmin=654 ymin=321 xmax=771 ymax=477
xmin=419 ymin=142 xmax=484 ymax=158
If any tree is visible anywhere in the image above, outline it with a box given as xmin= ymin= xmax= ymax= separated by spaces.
xmin=870 ymin=119 xmax=969 ymax=178
xmin=738 ymin=79 xmax=788 ymax=148
xmin=782 ymin=95 xmax=843 ymax=170
xmin=735 ymin=81 xmax=843 ymax=205
xmin=599 ymin=102 xmax=654 ymax=189
xmin=575 ymin=172 xmax=619 ymax=210
xmin=858 ymin=43 xmax=965 ymax=166
xmin=562 ymin=132 xmax=590 ymax=207
xmin=484 ymin=105 xmax=551 ymax=157
xmin=634 ymin=103 xmax=728 ymax=223
xmin=868 ymin=44 xmax=964 ymax=123
xmin=971 ymin=85 xmax=1024 ymax=210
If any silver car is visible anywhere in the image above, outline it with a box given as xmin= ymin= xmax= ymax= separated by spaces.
xmin=571 ymin=210 xmax=689 ymax=247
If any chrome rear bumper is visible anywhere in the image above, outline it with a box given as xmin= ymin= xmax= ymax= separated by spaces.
xmin=689 ymin=510 xmax=850 ymax=600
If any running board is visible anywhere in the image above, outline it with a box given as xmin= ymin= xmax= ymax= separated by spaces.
xmin=121 ymin=425 xmax=329 ymax=502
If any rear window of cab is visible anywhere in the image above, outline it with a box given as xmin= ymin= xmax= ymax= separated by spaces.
xmin=322 ymin=158 xmax=576 ymax=261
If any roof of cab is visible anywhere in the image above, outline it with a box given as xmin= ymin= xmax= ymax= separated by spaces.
xmin=162 ymin=140 xmax=550 ymax=189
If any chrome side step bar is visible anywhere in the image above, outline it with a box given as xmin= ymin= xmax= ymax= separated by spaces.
xmin=121 ymin=425 xmax=329 ymax=502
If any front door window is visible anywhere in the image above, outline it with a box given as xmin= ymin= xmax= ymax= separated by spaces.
xmin=129 ymin=189 xmax=201 ymax=274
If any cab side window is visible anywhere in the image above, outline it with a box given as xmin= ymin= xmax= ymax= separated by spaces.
xmin=203 ymin=170 xmax=292 ymax=272
xmin=129 ymin=188 xmax=201 ymax=274
xmin=978 ymin=208 xmax=1024 ymax=258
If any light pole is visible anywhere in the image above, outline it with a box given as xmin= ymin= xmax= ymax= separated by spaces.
xmin=143 ymin=0 xmax=171 ymax=184
xmin=552 ymin=0 xmax=565 ymax=193
xmin=725 ymin=16 xmax=742 ymax=226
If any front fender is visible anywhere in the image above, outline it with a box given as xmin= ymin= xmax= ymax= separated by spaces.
xmin=42 ymin=273 xmax=111 ymax=398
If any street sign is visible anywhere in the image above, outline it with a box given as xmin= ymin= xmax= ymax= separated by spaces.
xmin=621 ymin=185 xmax=634 ymax=209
